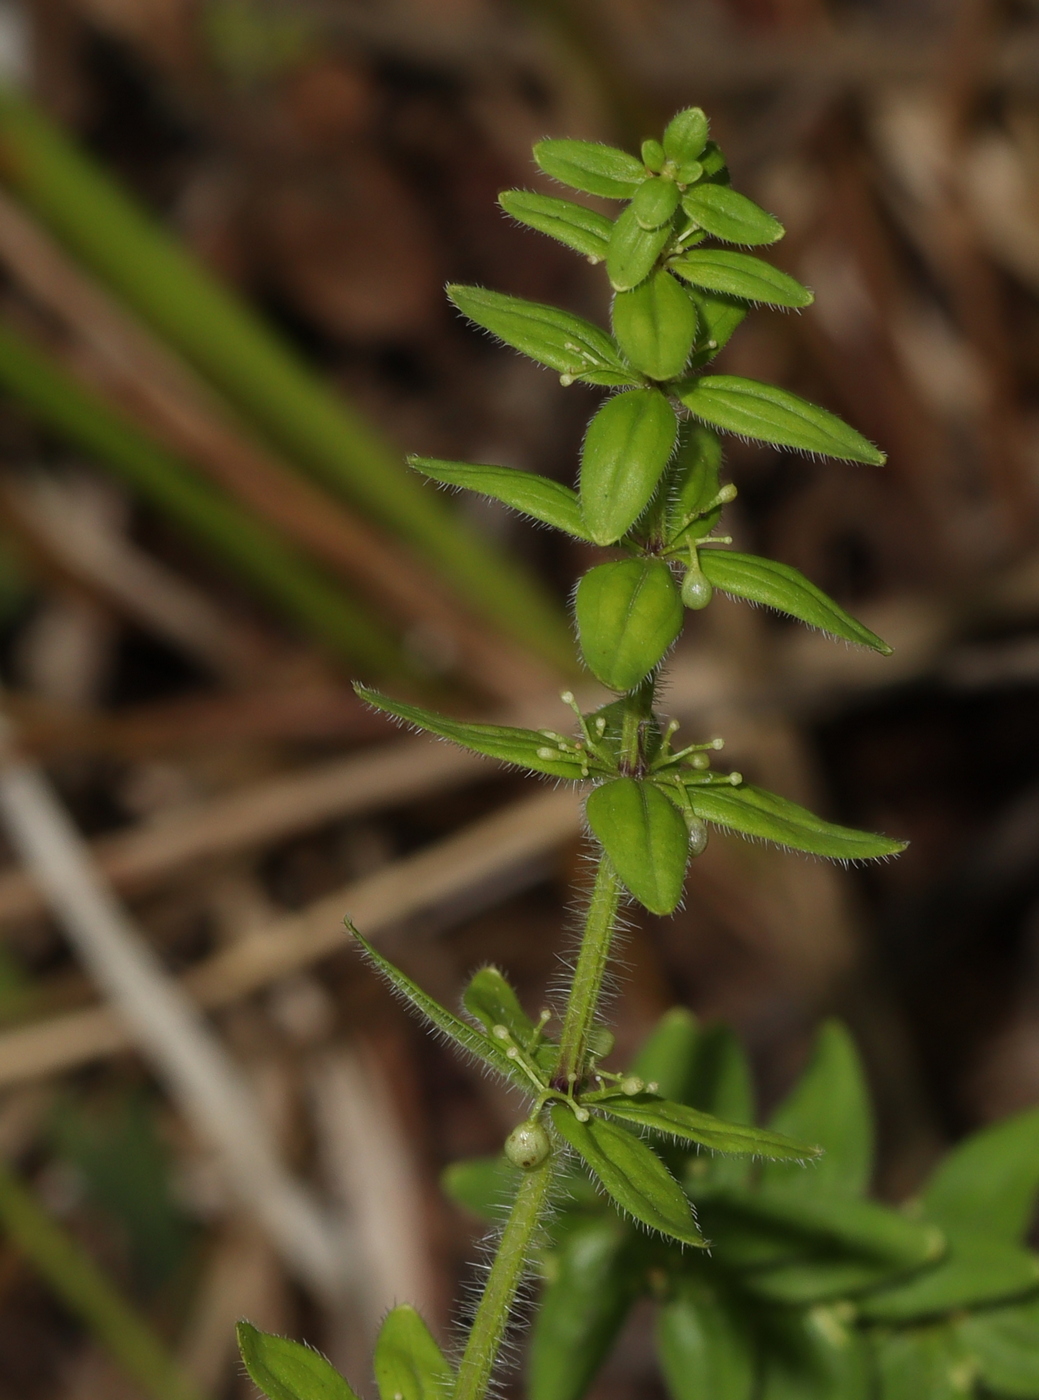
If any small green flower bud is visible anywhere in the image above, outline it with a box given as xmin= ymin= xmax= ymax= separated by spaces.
xmin=681 ymin=569 xmax=714 ymax=609
xmin=504 ymin=1119 xmax=551 ymax=1171
xmin=620 ymin=1075 xmax=645 ymax=1096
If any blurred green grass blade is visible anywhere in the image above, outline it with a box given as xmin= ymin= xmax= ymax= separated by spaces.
xmin=0 ymin=88 xmax=573 ymax=671
xmin=0 ymin=1157 xmax=206 ymax=1400
xmin=0 ymin=319 xmax=410 ymax=678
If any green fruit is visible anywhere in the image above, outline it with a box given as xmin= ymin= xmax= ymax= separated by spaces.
xmin=505 ymin=1119 xmax=551 ymax=1170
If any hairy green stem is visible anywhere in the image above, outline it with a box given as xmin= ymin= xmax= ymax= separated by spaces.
xmin=557 ymin=857 xmax=625 ymax=1083
xmin=454 ymin=1156 xmax=555 ymax=1400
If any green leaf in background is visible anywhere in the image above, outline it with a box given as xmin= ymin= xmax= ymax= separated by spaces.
xmin=607 ymin=205 xmax=674 ymax=291
xmin=354 ymin=686 xmax=596 ymax=780
xmin=858 ymin=1232 xmax=1039 ymax=1322
xmin=663 ymin=108 xmax=710 ymax=166
xmin=533 ymin=139 xmax=648 ymax=199
xmin=463 ymin=966 xmax=536 ymax=1044
xmin=576 ymin=560 xmax=683 ymax=691
xmin=632 ymin=177 xmax=681 ymax=230
xmin=760 ymin=1021 xmax=874 ymax=1198
xmin=586 ymin=777 xmax=689 ymax=914
xmin=699 ymin=552 xmax=891 ymax=653
xmin=921 ymin=1105 xmax=1039 ymax=1245
xmin=958 ymin=1295 xmax=1039 ymax=1397
xmin=686 ymin=290 xmax=747 ymax=364
xmin=550 ymin=1105 xmax=706 ymax=1246
xmin=669 ymin=422 xmax=724 ymax=539
xmin=680 ymin=184 xmax=784 ymax=246
xmin=594 ymin=1092 xmax=817 ymax=1160
xmin=611 ymin=271 xmax=698 ymax=381
xmin=631 ymin=1008 xmax=700 ymax=1104
xmin=757 ymin=1304 xmax=872 ymax=1400
xmin=446 ymin=285 xmax=634 ymax=387
xmin=348 ymin=926 xmax=530 ymax=1090
xmin=656 ymin=1282 xmax=755 ymax=1400
xmin=409 ymin=457 xmax=591 ymax=539
xmin=237 ymin=1323 xmax=359 ymax=1400
xmin=499 ymin=190 xmax=613 ymax=262
xmin=580 ymin=388 xmax=678 ymax=543
xmin=528 ymin=1217 xmax=635 ymax=1400
xmin=684 ymin=781 xmax=906 ymax=861
xmin=670 ymin=250 xmax=812 ymax=308
xmin=440 ymin=1155 xmax=520 ymax=1223
xmin=872 ymin=1325 xmax=973 ymax=1400
xmin=686 ymin=1025 xmax=755 ymax=1126
xmin=678 ymin=375 xmax=885 ymax=464
xmin=373 ymin=1305 xmax=453 ymax=1400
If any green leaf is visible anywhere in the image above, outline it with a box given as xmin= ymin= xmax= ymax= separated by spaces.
xmin=528 ymin=1217 xmax=635 ymax=1400
xmin=873 ymin=1326 xmax=974 ymax=1400
xmin=611 ymin=271 xmax=697 ymax=381
xmin=463 ymin=966 xmax=536 ymax=1044
xmin=409 ymin=457 xmax=590 ymax=539
xmin=656 ymin=1281 xmax=755 ymax=1400
xmin=686 ymin=1025 xmax=754 ymax=1125
xmin=670 ymin=250 xmax=811 ymax=308
xmin=533 ymin=139 xmax=647 ymax=199
xmin=580 ymin=389 xmax=678 ymax=543
xmin=663 ymin=109 xmax=710 ymax=166
xmin=680 ymin=185 xmax=784 ymax=246
xmin=499 ymin=190 xmax=613 ymax=261
xmin=355 ymin=685 xmax=597 ymax=780
xmin=698 ymin=141 xmax=730 ymax=185
xmin=447 ymin=285 xmax=635 ymax=387
xmin=586 ymin=778 xmax=689 ymax=914
xmin=958 ymin=1295 xmax=1039 ymax=1397
xmin=632 ymin=178 xmax=681 ymax=230
xmin=576 ymin=560 xmax=683 ymax=692
xmin=373 ymin=1306 xmax=453 ymax=1400
xmin=686 ymin=290 xmax=747 ymax=364
xmin=631 ymin=1008 xmax=700 ymax=1103
xmin=237 ymin=1323 xmax=359 ymax=1400
xmin=859 ymin=1232 xmax=1039 ymax=1322
xmin=921 ymin=1105 xmax=1039 ymax=1245
xmin=760 ymin=1021 xmax=874 ymax=1198
xmin=550 ymin=1105 xmax=705 ymax=1246
xmin=594 ymin=1091 xmax=817 ymax=1160
xmin=677 ymin=375 xmax=885 ymax=465
xmin=698 ymin=552 xmax=892 ymax=653
xmin=684 ymin=781 xmax=906 ymax=861
xmin=607 ymin=205 xmax=673 ymax=292
xmin=758 ymin=1305 xmax=872 ymax=1400
xmin=440 ymin=1155 xmax=519 ymax=1222
xmin=348 ymin=925 xmax=530 ymax=1090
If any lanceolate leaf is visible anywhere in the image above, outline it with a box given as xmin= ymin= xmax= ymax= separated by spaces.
xmin=586 ymin=778 xmax=689 ymax=914
xmin=447 ymin=285 xmax=634 ymax=386
xmin=678 ymin=375 xmax=885 ymax=465
xmin=681 ymin=184 xmax=784 ymax=246
xmin=760 ymin=1021 xmax=874 ymax=1198
xmin=237 ymin=1323 xmax=359 ymax=1400
xmin=698 ymin=551 xmax=892 ymax=654
xmin=528 ymin=1217 xmax=635 ymax=1400
xmin=607 ymin=206 xmax=673 ymax=292
xmin=683 ymin=781 xmax=905 ymax=861
xmin=355 ymin=686 xmax=597 ymax=780
xmin=686 ymin=1025 xmax=754 ymax=1126
xmin=533 ymin=139 xmax=648 ymax=199
xmin=550 ymin=1105 xmax=705 ymax=1246
xmin=499 ymin=190 xmax=613 ymax=261
xmin=373 ymin=1306 xmax=453 ymax=1400
xmin=594 ymin=1092 xmax=817 ymax=1160
xmin=686 ymin=290 xmax=746 ymax=364
xmin=858 ymin=1232 xmax=1039 ymax=1322
xmin=611 ymin=270 xmax=697 ymax=381
xmin=921 ymin=1105 xmax=1039 ymax=1245
xmin=580 ymin=389 xmax=678 ymax=543
xmin=576 ymin=560 xmax=683 ymax=692
xmin=669 ymin=423 xmax=723 ymax=538
xmin=657 ymin=1284 xmax=755 ymax=1400
xmin=663 ymin=109 xmax=709 ymax=166
xmin=409 ymin=457 xmax=591 ymax=539
xmin=958 ymin=1295 xmax=1039 ymax=1397
xmin=670 ymin=250 xmax=812 ymax=308
xmin=463 ymin=966 xmax=536 ymax=1043
xmin=348 ymin=925 xmax=530 ymax=1090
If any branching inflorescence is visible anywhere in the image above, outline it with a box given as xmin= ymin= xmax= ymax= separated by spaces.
xmin=236 ymin=107 xmax=906 ymax=1400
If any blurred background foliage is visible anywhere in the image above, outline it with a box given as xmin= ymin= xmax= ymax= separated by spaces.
xmin=0 ymin=0 xmax=1034 ymax=1396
